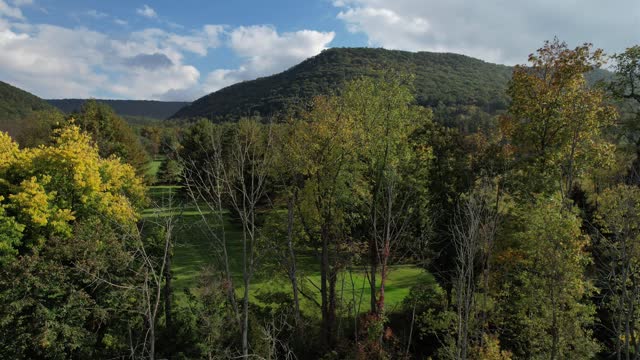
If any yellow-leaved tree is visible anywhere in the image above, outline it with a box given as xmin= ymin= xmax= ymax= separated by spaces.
xmin=0 ymin=125 xmax=147 ymax=359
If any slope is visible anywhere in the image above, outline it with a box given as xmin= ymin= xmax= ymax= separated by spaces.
xmin=0 ymin=81 xmax=58 ymax=129
xmin=171 ymin=47 xmax=514 ymax=120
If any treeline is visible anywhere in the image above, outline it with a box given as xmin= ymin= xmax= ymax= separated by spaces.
xmin=2 ymin=39 xmax=640 ymax=359
xmin=47 ymin=99 xmax=190 ymax=120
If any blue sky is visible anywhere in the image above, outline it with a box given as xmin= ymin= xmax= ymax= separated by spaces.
xmin=1 ymin=0 xmax=639 ymax=101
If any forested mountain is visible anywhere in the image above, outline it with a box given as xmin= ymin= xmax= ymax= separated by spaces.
xmin=48 ymin=99 xmax=190 ymax=120
xmin=0 ymin=80 xmax=59 ymax=135
xmin=172 ymin=47 xmax=514 ymax=120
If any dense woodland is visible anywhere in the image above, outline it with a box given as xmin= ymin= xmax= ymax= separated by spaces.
xmin=2 ymin=40 xmax=640 ymax=360
xmin=47 ymin=99 xmax=190 ymax=121
xmin=171 ymin=48 xmax=514 ymax=122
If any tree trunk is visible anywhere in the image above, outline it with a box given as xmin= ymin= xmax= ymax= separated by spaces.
xmin=328 ymin=265 xmax=338 ymax=348
xmin=369 ymin=238 xmax=378 ymax=314
xmin=550 ymin=285 xmax=558 ymax=360
xmin=320 ymin=225 xmax=330 ymax=348
xmin=242 ymin=223 xmax=251 ymax=359
xmin=287 ymin=194 xmax=301 ymax=324
xmin=164 ymin=245 xmax=173 ymax=336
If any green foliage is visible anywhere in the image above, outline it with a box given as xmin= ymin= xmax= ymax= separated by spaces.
xmin=609 ymin=46 xmax=640 ymax=182
xmin=0 ymin=125 xmax=147 ymax=358
xmin=172 ymin=48 xmax=513 ymax=121
xmin=504 ymin=38 xmax=617 ymax=197
xmin=593 ymin=184 xmax=640 ymax=357
xmin=158 ymin=158 xmax=184 ymax=184
xmin=72 ymin=100 xmax=151 ymax=176
xmin=15 ymin=110 xmax=66 ymax=147
xmin=494 ymin=195 xmax=599 ymax=358
xmin=48 ymin=99 xmax=189 ymax=120
xmin=0 ymin=80 xmax=62 ymax=144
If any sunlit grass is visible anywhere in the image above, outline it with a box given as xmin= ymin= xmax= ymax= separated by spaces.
xmin=146 ymin=185 xmax=429 ymax=317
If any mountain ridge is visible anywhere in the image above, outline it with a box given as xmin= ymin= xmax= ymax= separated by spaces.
xmin=48 ymin=99 xmax=190 ymax=120
xmin=171 ymin=47 xmax=514 ymax=120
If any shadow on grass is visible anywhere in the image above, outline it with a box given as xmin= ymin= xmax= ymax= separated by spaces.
xmin=146 ymin=185 xmax=432 ymax=317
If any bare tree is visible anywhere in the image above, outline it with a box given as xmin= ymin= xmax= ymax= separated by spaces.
xmin=144 ymin=188 xmax=182 ymax=359
xmin=181 ymin=119 xmax=274 ymax=359
xmin=451 ymin=180 xmax=500 ymax=359
xmin=180 ymin=125 xmax=241 ymax=323
xmin=371 ymin=172 xmax=414 ymax=316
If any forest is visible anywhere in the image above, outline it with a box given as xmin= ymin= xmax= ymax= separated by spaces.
xmin=2 ymin=39 xmax=640 ymax=360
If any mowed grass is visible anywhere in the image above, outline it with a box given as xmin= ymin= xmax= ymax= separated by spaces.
xmin=145 ymin=185 xmax=433 ymax=317
xmin=146 ymin=159 xmax=163 ymax=179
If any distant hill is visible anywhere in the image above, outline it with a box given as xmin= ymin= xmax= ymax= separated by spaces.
xmin=171 ymin=48 xmax=514 ymax=120
xmin=0 ymin=80 xmax=60 ymax=138
xmin=48 ymin=99 xmax=190 ymax=120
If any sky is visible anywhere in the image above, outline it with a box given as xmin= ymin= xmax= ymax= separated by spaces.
xmin=0 ymin=0 xmax=638 ymax=101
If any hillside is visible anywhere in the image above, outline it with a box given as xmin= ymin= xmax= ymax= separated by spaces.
xmin=171 ymin=48 xmax=514 ymax=120
xmin=48 ymin=99 xmax=190 ymax=120
xmin=0 ymin=80 xmax=60 ymax=138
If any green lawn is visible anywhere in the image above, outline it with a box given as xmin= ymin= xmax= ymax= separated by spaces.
xmin=146 ymin=159 xmax=163 ymax=179
xmin=145 ymin=185 xmax=432 ymax=317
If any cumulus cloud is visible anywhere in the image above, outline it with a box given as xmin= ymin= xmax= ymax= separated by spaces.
xmin=114 ymin=18 xmax=127 ymax=26
xmin=334 ymin=0 xmax=640 ymax=65
xmin=123 ymin=53 xmax=173 ymax=70
xmin=0 ymin=21 xmax=222 ymax=99
xmin=136 ymin=4 xmax=156 ymax=19
xmin=0 ymin=0 xmax=24 ymax=19
xmin=203 ymin=25 xmax=335 ymax=92
xmin=0 ymin=9 xmax=334 ymax=101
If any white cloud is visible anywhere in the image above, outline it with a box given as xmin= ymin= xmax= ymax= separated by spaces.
xmin=334 ymin=0 xmax=640 ymax=65
xmin=0 ymin=21 xmax=223 ymax=99
xmin=86 ymin=9 xmax=107 ymax=19
xmin=0 ymin=10 xmax=334 ymax=101
xmin=136 ymin=4 xmax=156 ymax=19
xmin=0 ymin=0 xmax=24 ymax=19
xmin=337 ymin=7 xmax=434 ymax=55
xmin=204 ymin=25 xmax=335 ymax=92
xmin=114 ymin=18 xmax=127 ymax=26
xmin=11 ymin=0 xmax=33 ymax=6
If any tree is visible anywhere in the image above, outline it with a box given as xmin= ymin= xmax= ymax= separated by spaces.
xmin=181 ymin=119 xmax=275 ymax=358
xmin=0 ymin=125 xmax=147 ymax=358
xmin=180 ymin=120 xmax=241 ymax=325
xmin=493 ymin=195 xmax=598 ymax=359
xmin=73 ymin=100 xmax=150 ymax=176
xmin=291 ymin=94 xmax=365 ymax=349
xmin=343 ymin=75 xmax=422 ymax=319
xmin=451 ymin=180 xmax=500 ymax=359
xmin=595 ymin=184 xmax=640 ymax=359
xmin=610 ymin=46 xmax=640 ymax=183
xmin=14 ymin=110 xmax=65 ymax=147
xmin=157 ymin=158 xmax=183 ymax=184
xmin=505 ymin=38 xmax=616 ymax=199
xmin=610 ymin=46 xmax=640 ymax=105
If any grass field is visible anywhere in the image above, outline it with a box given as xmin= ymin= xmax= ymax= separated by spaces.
xmin=145 ymin=185 xmax=433 ymax=317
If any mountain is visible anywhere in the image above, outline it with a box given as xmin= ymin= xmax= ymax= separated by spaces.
xmin=0 ymin=80 xmax=60 ymax=138
xmin=0 ymin=80 xmax=56 ymax=121
xmin=48 ymin=99 xmax=190 ymax=120
xmin=171 ymin=48 xmax=514 ymax=120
